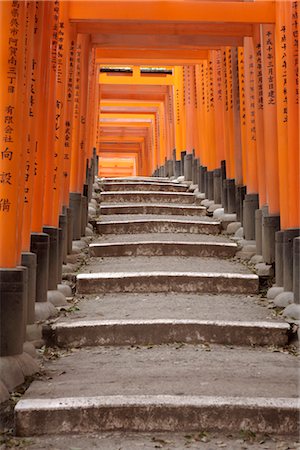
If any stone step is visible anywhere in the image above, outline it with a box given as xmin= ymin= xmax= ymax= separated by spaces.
xmin=99 ymin=191 xmax=196 ymax=205
xmin=47 ymin=318 xmax=290 ymax=348
xmin=97 ymin=218 xmax=221 ymax=235
xmin=15 ymin=395 xmax=299 ymax=437
xmin=48 ymin=292 xmax=283 ymax=323
xmin=99 ymin=203 xmax=206 ymax=216
xmin=15 ymin=345 xmax=299 ymax=436
xmin=77 ymin=272 xmax=259 ymax=295
xmin=98 ymin=176 xmax=170 ymax=183
xmin=89 ymin=241 xmax=237 ymax=258
xmin=100 ymin=182 xmax=189 ymax=192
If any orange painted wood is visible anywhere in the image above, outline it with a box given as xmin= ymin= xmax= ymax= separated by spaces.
xmin=285 ymin=1 xmax=299 ymax=227
xmin=62 ymin=23 xmax=76 ymax=207
xmin=212 ymin=50 xmax=226 ymax=168
xmin=91 ymin=33 xmax=244 ymax=48
xmin=207 ymin=53 xmax=217 ymax=170
xmin=69 ymin=1 xmax=275 ymax=24
xmin=20 ymin=1 xmax=37 ymax=253
xmin=43 ymin=0 xmax=59 ymax=227
xmin=225 ymin=47 xmax=235 ymax=179
xmin=96 ymin=48 xmax=209 ymax=61
xmin=243 ymin=37 xmax=258 ymax=194
xmin=237 ymin=47 xmax=248 ymax=186
xmin=275 ymin=1 xmax=290 ymax=230
xmin=0 ymin=1 xmax=25 ymax=267
xmin=253 ymin=27 xmax=267 ymax=207
xmin=31 ymin=2 xmax=52 ymax=233
xmin=70 ymin=34 xmax=90 ymax=193
xmin=76 ymin=21 xmax=254 ymax=37
xmin=261 ymin=24 xmax=280 ymax=215
xmin=52 ymin=1 xmax=70 ymax=223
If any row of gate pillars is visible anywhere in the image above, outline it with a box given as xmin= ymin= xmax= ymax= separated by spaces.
xmin=0 ymin=155 xmax=98 ymax=362
xmin=154 ymin=150 xmax=300 ymax=308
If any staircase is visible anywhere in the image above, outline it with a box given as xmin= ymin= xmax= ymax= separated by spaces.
xmin=15 ymin=177 xmax=299 ymax=442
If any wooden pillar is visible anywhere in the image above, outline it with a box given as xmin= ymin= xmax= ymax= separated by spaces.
xmin=0 ymin=1 xmax=26 ymax=267
xmin=42 ymin=0 xmax=59 ymax=228
xmin=253 ymin=27 xmax=267 ymax=207
xmin=231 ymin=47 xmax=243 ymax=186
xmin=207 ymin=53 xmax=216 ymax=170
xmin=285 ymin=1 xmax=299 ymax=227
xmin=62 ymin=24 xmax=76 ymax=208
xmin=213 ymin=50 xmax=226 ymax=169
xmin=275 ymin=1 xmax=290 ymax=230
xmin=244 ymin=37 xmax=259 ymax=195
xmin=70 ymin=34 xmax=86 ymax=194
xmin=237 ymin=47 xmax=248 ymax=186
xmin=20 ymin=1 xmax=36 ymax=254
xmin=31 ymin=2 xmax=52 ymax=234
xmin=173 ymin=66 xmax=184 ymax=157
xmin=261 ymin=24 xmax=280 ymax=216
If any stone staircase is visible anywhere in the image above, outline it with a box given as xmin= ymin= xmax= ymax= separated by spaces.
xmin=14 ymin=177 xmax=299 ymax=442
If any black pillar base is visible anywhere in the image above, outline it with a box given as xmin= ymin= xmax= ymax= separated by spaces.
xmin=199 ymin=166 xmax=207 ymax=195
xmin=227 ymin=179 xmax=236 ymax=213
xmin=294 ymin=237 xmax=300 ymax=304
xmin=275 ymin=231 xmax=284 ymax=287
xmin=206 ymin=171 xmax=214 ymax=201
xmin=30 ymin=232 xmax=49 ymax=302
xmin=69 ymin=192 xmax=82 ymax=240
xmin=243 ymin=193 xmax=259 ymax=240
xmin=21 ymin=252 xmax=37 ymax=325
xmin=283 ymin=228 xmax=300 ymax=292
xmin=213 ymin=169 xmax=221 ymax=204
xmin=81 ymin=195 xmax=88 ymax=237
xmin=180 ymin=151 xmax=187 ymax=176
xmin=262 ymin=214 xmax=280 ymax=264
xmin=184 ymin=154 xmax=193 ymax=181
xmin=236 ymin=185 xmax=247 ymax=224
xmin=59 ymin=213 xmax=68 ymax=264
xmin=42 ymin=226 xmax=59 ymax=291
xmin=0 ymin=268 xmax=25 ymax=356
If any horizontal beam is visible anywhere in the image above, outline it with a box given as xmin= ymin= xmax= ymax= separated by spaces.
xmin=96 ymin=48 xmax=209 ymax=60
xmin=70 ymin=2 xmax=275 ymax=24
xmin=99 ymin=73 xmax=175 ymax=86
xmin=77 ymin=21 xmax=253 ymax=36
xmin=92 ymin=34 xmax=243 ymax=48
xmin=96 ymin=58 xmax=204 ymax=65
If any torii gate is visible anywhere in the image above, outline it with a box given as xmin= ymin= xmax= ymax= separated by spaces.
xmin=0 ymin=1 xmax=299 ymax=399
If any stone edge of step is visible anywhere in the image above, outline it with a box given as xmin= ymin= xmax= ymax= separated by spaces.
xmin=100 ymin=191 xmax=196 ymax=196
xmin=51 ymin=318 xmax=290 ymax=330
xmin=89 ymin=241 xmax=237 ymax=248
xmin=77 ymin=272 xmax=259 ymax=280
xmin=15 ymin=395 xmax=300 ymax=436
xmin=96 ymin=219 xmax=221 ymax=225
xmin=49 ymin=318 xmax=290 ymax=347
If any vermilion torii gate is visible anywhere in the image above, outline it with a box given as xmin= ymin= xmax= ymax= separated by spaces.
xmin=0 ymin=0 xmax=299 ymax=396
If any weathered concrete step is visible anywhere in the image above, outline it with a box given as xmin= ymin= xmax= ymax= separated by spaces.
xmin=96 ymin=232 xmax=231 ymax=244
xmin=51 ymin=292 xmax=284 ymax=323
xmin=97 ymin=219 xmax=221 ymax=235
xmin=98 ymin=176 xmax=170 ymax=183
xmin=15 ymin=395 xmax=299 ymax=436
xmin=99 ymin=191 xmax=196 ymax=204
xmin=99 ymin=203 xmax=206 ymax=216
xmin=15 ymin=344 xmax=299 ymax=436
xmin=11 ymin=432 xmax=300 ymax=450
xmin=83 ymin=255 xmax=252 ymax=275
xmin=77 ymin=272 xmax=259 ymax=295
xmin=89 ymin=241 xmax=237 ymax=258
xmin=100 ymin=182 xmax=189 ymax=192
xmin=47 ymin=319 xmax=290 ymax=348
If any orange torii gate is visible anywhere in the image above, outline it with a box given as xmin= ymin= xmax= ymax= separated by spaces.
xmin=0 ymin=0 xmax=299 ymax=397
